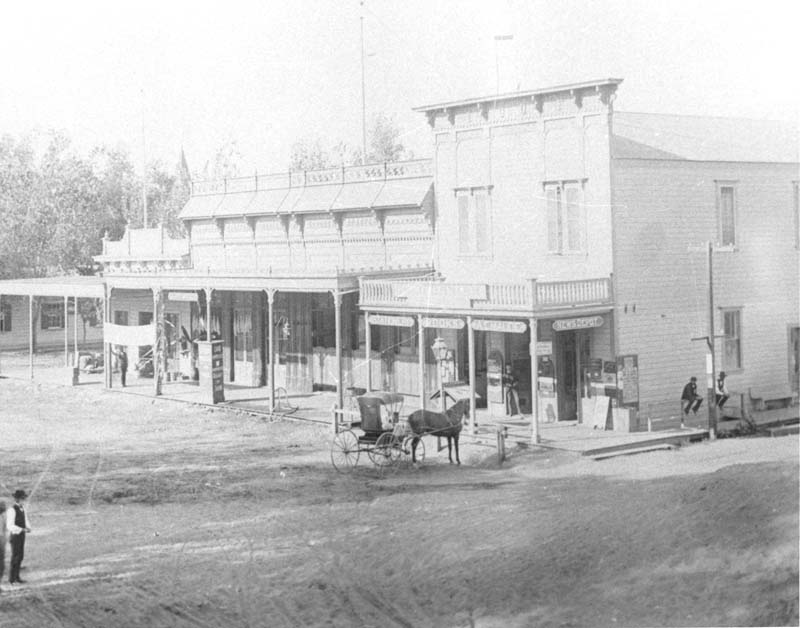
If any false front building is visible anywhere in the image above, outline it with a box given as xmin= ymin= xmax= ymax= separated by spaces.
xmin=360 ymin=78 xmax=799 ymax=439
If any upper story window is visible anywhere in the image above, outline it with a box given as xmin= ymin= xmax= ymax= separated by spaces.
xmin=41 ymin=302 xmax=65 ymax=330
xmin=114 ymin=310 xmax=129 ymax=326
xmin=716 ymin=182 xmax=737 ymax=247
xmin=722 ymin=308 xmax=742 ymax=370
xmin=545 ymin=181 xmax=585 ymax=254
xmin=456 ymin=187 xmax=491 ymax=256
xmin=0 ymin=301 xmax=11 ymax=332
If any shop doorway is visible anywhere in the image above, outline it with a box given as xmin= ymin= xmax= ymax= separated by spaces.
xmin=555 ymin=330 xmax=591 ymax=421
xmin=233 ymin=308 xmax=254 ymax=384
xmin=556 ymin=331 xmax=578 ymax=420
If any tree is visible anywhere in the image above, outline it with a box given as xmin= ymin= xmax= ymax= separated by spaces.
xmin=287 ymin=112 xmax=412 ymax=171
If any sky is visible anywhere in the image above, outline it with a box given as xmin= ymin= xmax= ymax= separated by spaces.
xmin=1 ymin=0 xmax=797 ymax=178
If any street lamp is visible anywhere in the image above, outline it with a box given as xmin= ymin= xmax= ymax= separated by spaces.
xmin=431 ymin=336 xmax=448 ymax=411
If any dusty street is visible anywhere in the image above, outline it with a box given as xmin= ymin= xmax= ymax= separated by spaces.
xmin=0 ymin=377 xmax=797 ymax=628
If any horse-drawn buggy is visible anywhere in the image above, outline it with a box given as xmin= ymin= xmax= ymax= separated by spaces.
xmin=330 ymin=391 xmax=470 ymax=472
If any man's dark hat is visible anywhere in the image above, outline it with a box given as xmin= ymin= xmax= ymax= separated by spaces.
xmin=719 ymin=371 xmax=726 ymax=377
xmin=13 ymin=489 xmax=28 ymax=500
xmin=690 ymin=376 xmax=697 ymax=381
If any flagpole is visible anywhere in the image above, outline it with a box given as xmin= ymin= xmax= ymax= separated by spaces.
xmin=141 ymin=88 xmax=148 ymax=228
xmin=360 ymin=1 xmax=367 ymax=164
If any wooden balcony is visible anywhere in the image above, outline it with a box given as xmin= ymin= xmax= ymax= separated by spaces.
xmin=359 ymin=276 xmax=613 ymax=314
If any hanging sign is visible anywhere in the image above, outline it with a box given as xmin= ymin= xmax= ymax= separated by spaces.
xmin=552 ymin=316 xmax=604 ymax=332
xmin=421 ymin=317 xmax=465 ymax=329
xmin=471 ymin=319 xmax=527 ymax=333
xmin=168 ymin=292 xmax=198 ymax=302
xmin=368 ymin=314 xmax=414 ymax=328
xmin=535 ymin=341 xmax=553 ymax=355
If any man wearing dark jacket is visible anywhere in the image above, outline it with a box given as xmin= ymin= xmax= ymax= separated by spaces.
xmin=7 ymin=489 xmax=32 ymax=585
xmin=681 ymin=376 xmax=703 ymax=415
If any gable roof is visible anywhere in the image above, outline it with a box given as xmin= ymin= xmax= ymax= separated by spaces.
xmin=613 ymin=112 xmax=798 ymax=163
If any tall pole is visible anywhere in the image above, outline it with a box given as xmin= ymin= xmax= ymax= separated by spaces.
xmin=494 ymin=35 xmax=513 ymax=95
xmin=141 ymin=88 xmax=148 ymax=228
xmin=707 ymin=241 xmax=718 ymax=437
xmin=360 ymin=2 xmax=367 ymax=163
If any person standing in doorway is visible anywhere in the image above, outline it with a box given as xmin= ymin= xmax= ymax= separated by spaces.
xmin=113 ymin=346 xmax=128 ymax=387
xmin=7 ymin=489 xmax=31 ymax=585
xmin=503 ymin=364 xmax=521 ymax=416
xmin=716 ymin=371 xmax=730 ymax=409
xmin=681 ymin=376 xmax=704 ymax=415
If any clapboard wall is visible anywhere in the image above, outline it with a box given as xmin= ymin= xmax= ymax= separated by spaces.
xmin=612 ymin=158 xmax=800 ymax=418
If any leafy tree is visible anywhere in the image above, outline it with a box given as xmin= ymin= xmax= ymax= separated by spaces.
xmin=287 ymin=112 xmax=412 ymax=171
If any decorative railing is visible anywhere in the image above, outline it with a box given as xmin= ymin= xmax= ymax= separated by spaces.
xmin=190 ymin=159 xmax=433 ymax=197
xmin=360 ymin=277 xmax=612 ymax=312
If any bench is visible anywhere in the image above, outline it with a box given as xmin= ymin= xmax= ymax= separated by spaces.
xmin=749 ymin=387 xmax=797 ymax=411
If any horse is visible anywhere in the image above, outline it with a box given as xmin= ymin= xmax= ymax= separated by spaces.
xmin=406 ymin=398 xmax=470 ymax=465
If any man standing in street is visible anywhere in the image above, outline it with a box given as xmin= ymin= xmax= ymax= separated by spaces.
xmin=7 ymin=489 xmax=32 ymax=585
xmin=113 ymin=346 xmax=129 ymax=387
xmin=0 ymin=501 xmax=7 ymax=592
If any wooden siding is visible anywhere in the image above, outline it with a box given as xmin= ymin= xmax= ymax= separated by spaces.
xmin=0 ymin=295 xmax=104 ymax=352
xmin=612 ymin=159 xmax=800 ymax=420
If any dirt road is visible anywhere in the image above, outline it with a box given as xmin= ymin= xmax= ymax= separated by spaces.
xmin=0 ymin=378 xmax=797 ymax=627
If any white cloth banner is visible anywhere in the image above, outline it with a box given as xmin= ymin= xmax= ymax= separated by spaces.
xmin=104 ymin=322 xmax=156 ymax=346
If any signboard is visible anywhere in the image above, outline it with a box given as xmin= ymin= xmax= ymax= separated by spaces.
xmin=169 ymin=291 xmax=198 ymax=302
xmin=368 ymin=314 xmax=414 ymax=328
xmin=616 ymin=354 xmax=639 ymax=408
xmin=198 ymin=340 xmax=225 ymax=404
xmin=552 ymin=316 xmax=604 ymax=332
xmin=421 ymin=317 xmax=465 ymax=329
xmin=591 ymin=395 xmax=611 ymax=429
xmin=471 ymin=319 xmax=527 ymax=334
xmin=535 ymin=341 xmax=553 ymax=355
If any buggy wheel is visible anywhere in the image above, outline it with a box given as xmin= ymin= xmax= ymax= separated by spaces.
xmin=331 ymin=430 xmax=360 ymax=472
xmin=403 ymin=435 xmax=425 ymax=464
xmin=368 ymin=432 xmax=401 ymax=467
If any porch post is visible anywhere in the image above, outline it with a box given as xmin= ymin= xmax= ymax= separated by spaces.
xmin=105 ymin=286 xmax=112 ymax=388
xmin=417 ymin=314 xmax=425 ymax=410
xmin=29 ymin=294 xmax=34 ymax=380
xmin=64 ymin=296 xmax=69 ymax=366
xmin=365 ymin=310 xmax=372 ymax=391
xmin=204 ymin=288 xmax=213 ymax=337
xmin=529 ymin=316 xmax=539 ymax=444
xmin=153 ymin=288 xmax=163 ymax=396
xmin=72 ymin=295 xmax=78 ymax=366
xmin=333 ymin=290 xmax=343 ymax=409
xmin=467 ymin=315 xmax=476 ymax=435
xmin=267 ymin=289 xmax=275 ymax=411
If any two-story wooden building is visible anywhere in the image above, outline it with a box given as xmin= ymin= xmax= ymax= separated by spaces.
xmin=359 ymin=79 xmax=799 ymax=439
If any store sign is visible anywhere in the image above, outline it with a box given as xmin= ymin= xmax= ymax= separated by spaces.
xmin=421 ymin=317 xmax=464 ymax=329
xmin=535 ymin=341 xmax=553 ymax=355
xmin=471 ymin=319 xmax=527 ymax=333
xmin=552 ymin=316 xmax=604 ymax=332
xmin=368 ymin=314 xmax=414 ymax=328
xmin=168 ymin=291 xmax=198 ymax=302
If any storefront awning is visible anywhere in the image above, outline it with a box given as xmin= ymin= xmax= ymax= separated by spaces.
xmin=0 ymin=276 xmax=106 ymax=298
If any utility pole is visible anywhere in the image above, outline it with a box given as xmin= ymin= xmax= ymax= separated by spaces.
xmin=691 ymin=240 xmax=719 ymax=437
xmin=360 ymin=1 xmax=367 ymax=164
xmin=141 ymin=88 xmax=148 ymax=228
xmin=494 ymin=35 xmax=513 ymax=95
xmin=706 ymin=240 xmax=718 ymax=437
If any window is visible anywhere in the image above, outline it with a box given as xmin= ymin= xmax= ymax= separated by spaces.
xmin=114 ymin=311 xmax=129 ymax=326
xmin=717 ymin=182 xmax=737 ymax=247
xmin=311 ymin=293 xmax=336 ymax=349
xmin=41 ymin=302 xmax=65 ymax=330
xmin=545 ymin=181 xmax=584 ymax=254
xmin=456 ymin=188 xmax=491 ymax=256
xmin=0 ymin=301 xmax=11 ymax=332
xmin=722 ymin=309 xmax=742 ymax=369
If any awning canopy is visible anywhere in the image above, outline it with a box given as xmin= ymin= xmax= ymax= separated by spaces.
xmin=0 ymin=276 xmax=106 ymax=298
